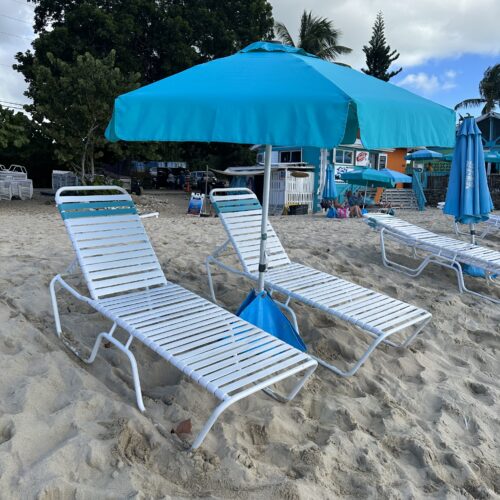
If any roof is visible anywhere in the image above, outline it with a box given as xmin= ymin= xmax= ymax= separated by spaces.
xmin=476 ymin=111 xmax=500 ymax=123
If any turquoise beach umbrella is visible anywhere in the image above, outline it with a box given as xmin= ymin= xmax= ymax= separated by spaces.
xmin=341 ymin=168 xmax=397 ymax=188
xmin=107 ymin=42 xmax=455 ymax=149
xmin=379 ymin=168 xmax=412 ymax=184
xmin=405 ymin=149 xmax=443 ymax=160
xmin=105 ymin=41 xmax=455 ymax=350
xmin=444 ymin=116 xmax=494 ymax=243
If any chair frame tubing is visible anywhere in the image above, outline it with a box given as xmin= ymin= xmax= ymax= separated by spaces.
xmin=379 ymin=228 xmax=499 ymax=304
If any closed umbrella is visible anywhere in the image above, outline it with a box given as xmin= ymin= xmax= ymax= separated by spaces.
xmin=444 ymin=117 xmax=493 ymax=244
xmin=322 ymin=164 xmax=337 ymax=200
xmin=106 ymin=41 xmax=455 ymax=349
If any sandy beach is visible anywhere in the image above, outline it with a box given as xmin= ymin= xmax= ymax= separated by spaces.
xmin=0 ymin=190 xmax=498 ymax=499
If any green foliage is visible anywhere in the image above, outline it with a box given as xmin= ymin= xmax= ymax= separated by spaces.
xmin=0 ymin=107 xmax=30 ymax=149
xmin=27 ymin=50 xmax=147 ymax=180
xmin=15 ymin=0 xmax=275 ymax=172
xmin=274 ymin=10 xmax=351 ymax=61
xmin=18 ymin=0 xmax=274 ymax=83
xmin=361 ymin=12 xmax=402 ymax=81
xmin=455 ymin=64 xmax=500 ymax=114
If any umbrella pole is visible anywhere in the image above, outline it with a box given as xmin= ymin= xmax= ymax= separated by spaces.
xmin=470 ymin=223 xmax=476 ymax=245
xmin=257 ymin=144 xmax=272 ymax=292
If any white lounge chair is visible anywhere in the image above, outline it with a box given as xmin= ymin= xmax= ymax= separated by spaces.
xmin=14 ymin=179 xmax=33 ymax=200
xmin=0 ymin=180 xmax=12 ymax=200
xmin=454 ymin=214 xmax=500 ymax=240
xmin=365 ymin=213 xmax=500 ymax=303
xmin=50 ymin=186 xmax=317 ymax=449
xmin=207 ymin=188 xmax=432 ymax=377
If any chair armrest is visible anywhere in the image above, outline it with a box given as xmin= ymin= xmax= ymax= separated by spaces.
xmin=139 ymin=212 xmax=159 ymax=219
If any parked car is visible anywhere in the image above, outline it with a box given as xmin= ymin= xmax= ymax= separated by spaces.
xmin=190 ymin=170 xmax=219 ymax=191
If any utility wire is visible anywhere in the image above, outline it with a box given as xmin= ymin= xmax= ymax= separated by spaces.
xmin=0 ymin=99 xmax=26 ymax=107
xmin=0 ymin=30 xmax=32 ymax=40
xmin=5 ymin=0 xmax=35 ymax=7
xmin=0 ymin=13 xmax=33 ymax=25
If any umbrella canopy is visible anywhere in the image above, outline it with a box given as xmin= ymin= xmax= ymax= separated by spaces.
xmin=443 ymin=117 xmax=493 ymax=236
xmin=405 ymin=149 xmax=443 ymax=160
xmin=322 ymin=164 xmax=337 ymax=200
xmin=106 ymin=42 xmax=455 ymax=149
xmin=340 ymin=168 xmax=398 ymax=188
xmin=379 ymin=168 xmax=412 ymax=184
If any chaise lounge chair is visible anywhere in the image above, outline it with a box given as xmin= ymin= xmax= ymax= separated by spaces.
xmin=206 ymin=188 xmax=432 ymax=377
xmin=365 ymin=213 xmax=500 ymax=303
xmin=454 ymin=214 xmax=500 ymax=241
xmin=49 ymin=186 xmax=317 ymax=449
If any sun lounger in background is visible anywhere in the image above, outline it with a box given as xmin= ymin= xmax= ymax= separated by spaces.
xmin=437 ymin=201 xmax=499 ymax=241
xmin=453 ymin=214 xmax=500 ymax=241
xmin=207 ymin=188 xmax=432 ymax=377
xmin=365 ymin=213 xmax=500 ymax=303
xmin=0 ymin=180 xmax=12 ymax=200
xmin=0 ymin=165 xmax=33 ymax=200
xmin=49 ymin=186 xmax=317 ymax=449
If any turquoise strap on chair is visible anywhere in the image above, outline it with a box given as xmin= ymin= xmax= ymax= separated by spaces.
xmin=59 ymin=200 xmax=137 ymax=219
xmin=212 ymin=197 xmax=262 ymax=214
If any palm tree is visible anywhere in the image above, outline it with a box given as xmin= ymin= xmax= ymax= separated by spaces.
xmin=455 ymin=64 xmax=500 ymax=114
xmin=274 ymin=10 xmax=352 ymax=61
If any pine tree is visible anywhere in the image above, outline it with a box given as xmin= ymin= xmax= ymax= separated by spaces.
xmin=362 ymin=12 xmax=402 ymax=81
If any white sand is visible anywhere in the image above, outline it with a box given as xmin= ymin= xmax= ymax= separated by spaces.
xmin=0 ymin=191 xmax=499 ymax=499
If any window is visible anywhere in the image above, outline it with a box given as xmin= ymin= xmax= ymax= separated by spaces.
xmin=334 ymin=148 xmax=354 ymax=165
xmin=279 ymin=150 xmax=302 ymax=163
xmin=378 ymin=154 xmax=388 ymax=169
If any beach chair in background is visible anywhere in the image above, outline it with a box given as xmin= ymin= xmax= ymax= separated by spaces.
xmin=438 ymin=202 xmax=500 ymax=241
xmin=0 ymin=180 xmax=12 ymax=200
xmin=13 ymin=179 xmax=33 ymax=200
xmin=207 ymin=188 xmax=432 ymax=377
xmin=50 ymin=186 xmax=316 ymax=449
xmin=453 ymin=214 xmax=500 ymax=241
xmin=365 ymin=213 xmax=500 ymax=303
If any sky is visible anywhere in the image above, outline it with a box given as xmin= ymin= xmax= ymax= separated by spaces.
xmin=0 ymin=0 xmax=499 ymax=115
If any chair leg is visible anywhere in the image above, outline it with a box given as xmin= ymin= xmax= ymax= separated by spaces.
xmin=456 ymin=264 xmax=500 ymax=304
xmin=49 ymin=275 xmax=63 ymax=337
xmin=83 ymin=330 xmax=145 ymax=412
xmin=262 ymin=363 xmax=316 ymax=403
xmin=206 ymin=256 xmax=218 ymax=304
xmin=311 ymin=331 xmax=392 ymax=377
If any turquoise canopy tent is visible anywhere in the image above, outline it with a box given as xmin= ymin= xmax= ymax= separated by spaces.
xmin=106 ymin=41 xmax=455 ymax=350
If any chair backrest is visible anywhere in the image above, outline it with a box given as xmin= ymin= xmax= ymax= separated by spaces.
xmin=210 ymin=188 xmax=291 ymax=274
xmin=9 ymin=164 xmax=27 ymax=174
xmin=56 ymin=186 xmax=167 ymax=300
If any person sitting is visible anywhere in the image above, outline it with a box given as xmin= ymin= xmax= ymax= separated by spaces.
xmin=346 ymin=190 xmax=363 ymax=218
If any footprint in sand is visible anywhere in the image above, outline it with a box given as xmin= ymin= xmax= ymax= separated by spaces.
xmin=0 ymin=420 xmax=15 ymax=446
xmin=247 ymin=422 xmax=269 ymax=446
xmin=465 ymin=381 xmax=495 ymax=406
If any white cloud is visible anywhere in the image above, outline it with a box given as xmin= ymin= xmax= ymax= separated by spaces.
xmin=397 ymin=69 xmax=458 ymax=95
xmin=271 ymin=0 xmax=500 ymax=70
xmin=398 ymin=72 xmax=440 ymax=93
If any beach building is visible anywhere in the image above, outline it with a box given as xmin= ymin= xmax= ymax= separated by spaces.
xmin=224 ymin=142 xmax=410 ymax=213
xmin=408 ymin=112 xmax=500 ymax=207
